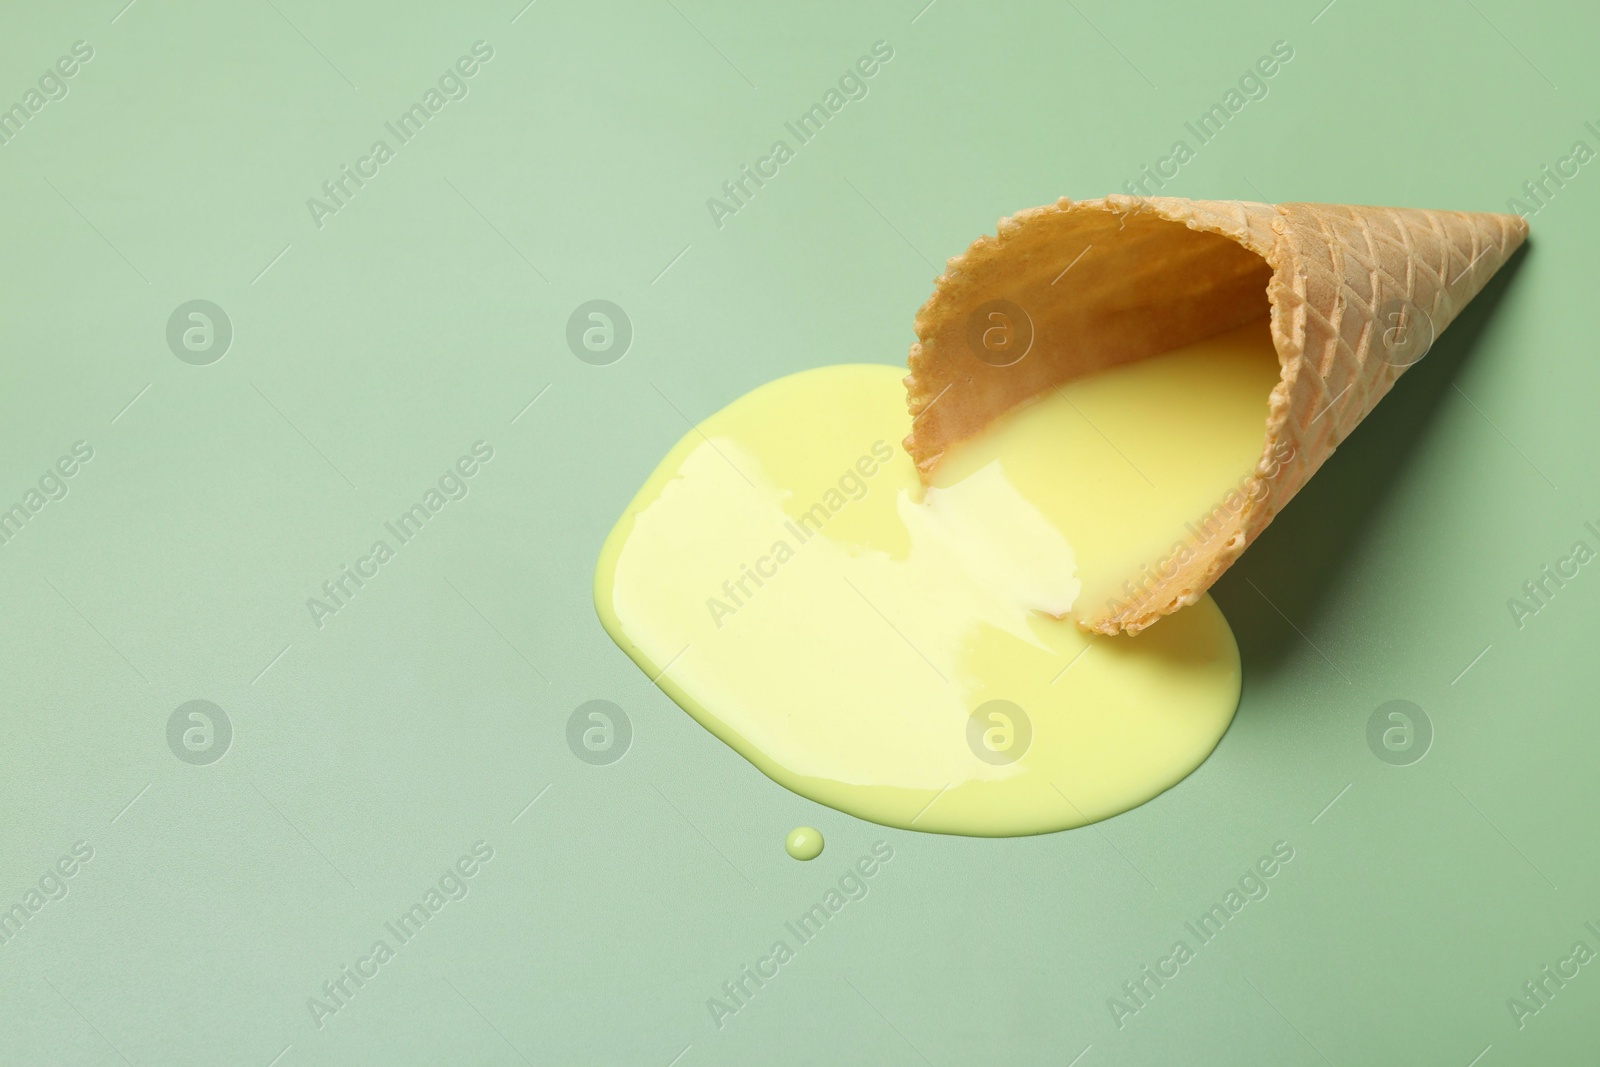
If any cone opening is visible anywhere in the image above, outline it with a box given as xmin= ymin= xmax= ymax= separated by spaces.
xmin=905 ymin=201 xmax=1275 ymax=473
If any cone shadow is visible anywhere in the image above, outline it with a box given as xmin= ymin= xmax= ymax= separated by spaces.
xmin=1209 ymin=243 xmax=1531 ymax=677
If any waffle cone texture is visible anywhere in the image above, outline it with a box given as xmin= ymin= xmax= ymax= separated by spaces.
xmin=902 ymin=196 xmax=1527 ymax=634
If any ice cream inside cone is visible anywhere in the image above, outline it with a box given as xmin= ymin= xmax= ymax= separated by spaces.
xmin=594 ymin=195 xmax=1524 ymax=836
xmin=925 ymin=316 xmax=1282 ymax=632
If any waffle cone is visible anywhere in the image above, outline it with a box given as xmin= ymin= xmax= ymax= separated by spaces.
xmin=902 ymin=196 xmax=1526 ymax=634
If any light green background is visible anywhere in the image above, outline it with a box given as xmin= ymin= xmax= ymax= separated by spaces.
xmin=0 ymin=0 xmax=1592 ymax=1063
